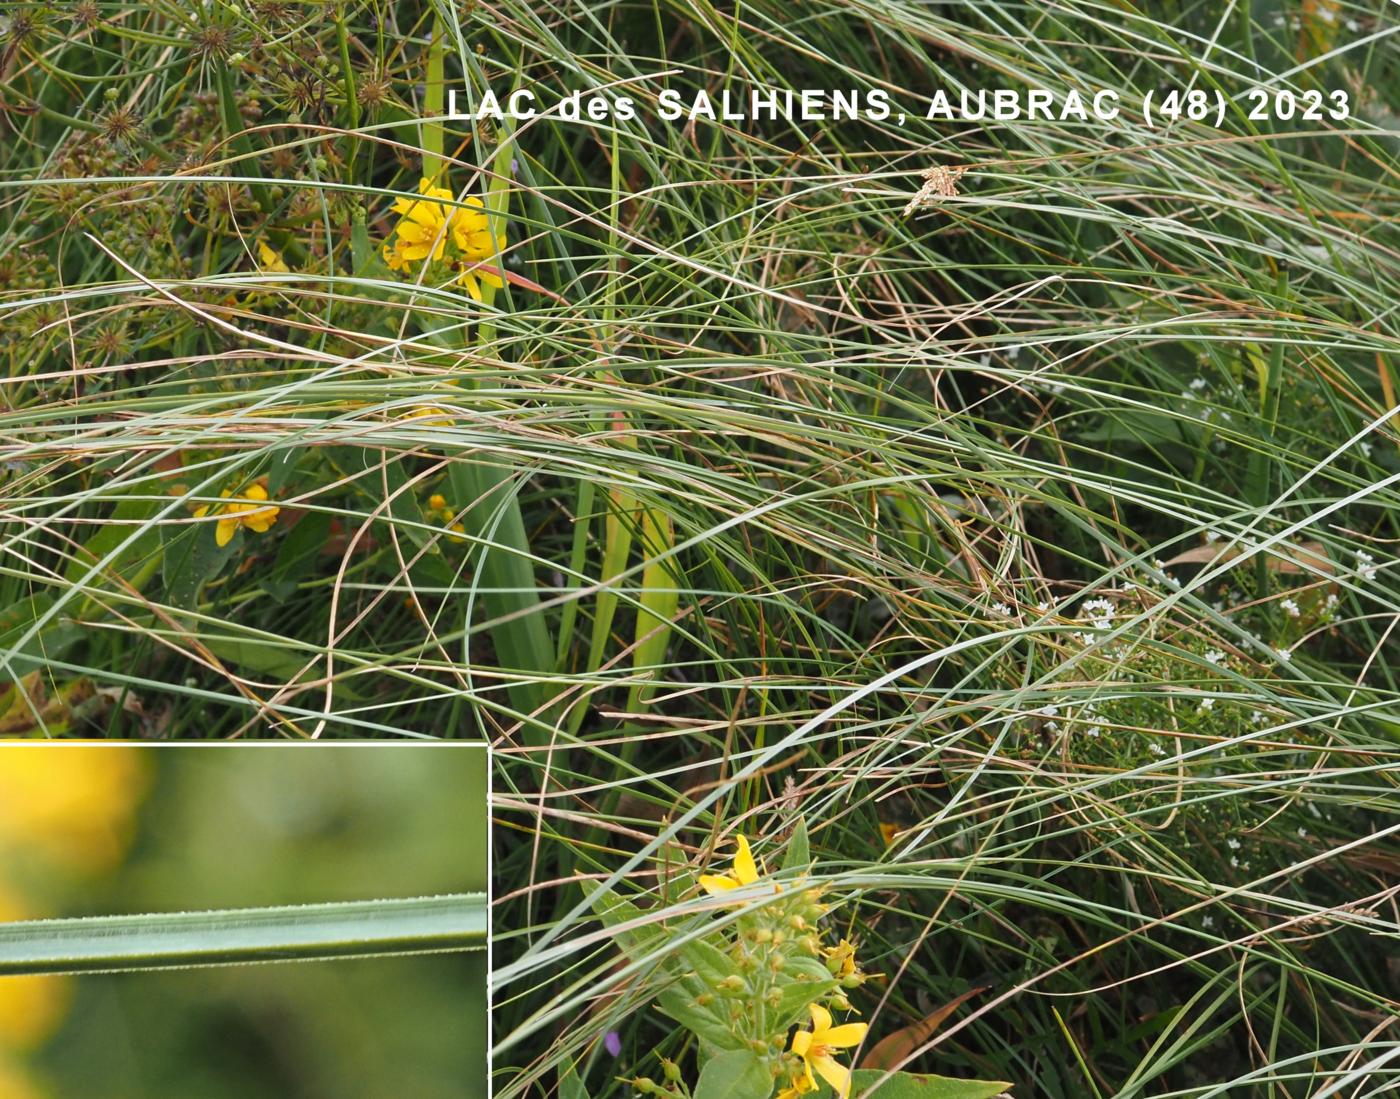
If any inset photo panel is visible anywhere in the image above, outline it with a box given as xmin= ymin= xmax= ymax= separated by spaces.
xmin=0 ymin=743 xmax=487 ymax=1099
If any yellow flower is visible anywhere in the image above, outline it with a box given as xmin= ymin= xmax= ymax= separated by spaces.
xmin=255 ymin=239 xmax=288 ymax=273
xmin=194 ymin=481 xmax=280 ymax=548
xmin=449 ymin=195 xmax=506 ymax=301
xmin=776 ymin=1070 xmax=818 ymax=1099
xmin=790 ymin=1003 xmax=868 ymax=1098
xmin=825 ymin=938 xmax=858 ymax=979
xmin=428 ymin=493 xmax=448 ymax=512
xmin=699 ymin=834 xmax=767 ymax=896
xmin=387 ymin=177 xmax=456 ymax=268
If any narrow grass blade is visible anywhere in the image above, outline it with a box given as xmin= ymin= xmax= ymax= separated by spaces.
xmin=0 ymin=894 xmax=487 ymax=976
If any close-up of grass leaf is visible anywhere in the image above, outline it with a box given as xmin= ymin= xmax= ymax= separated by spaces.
xmin=3 ymin=0 xmax=1399 ymax=1096
xmin=0 ymin=893 xmax=487 ymax=975
xmin=0 ymin=744 xmax=487 ymax=1098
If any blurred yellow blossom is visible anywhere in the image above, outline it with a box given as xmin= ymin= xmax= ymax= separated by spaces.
xmin=0 ymin=885 xmax=71 ymax=1053
xmin=255 ymin=239 xmax=288 ymax=273
xmin=0 ymin=1059 xmax=48 ymax=1099
xmin=0 ymin=747 xmax=149 ymax=874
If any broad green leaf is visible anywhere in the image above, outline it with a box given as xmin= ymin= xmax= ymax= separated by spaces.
xmin=678 ymin=935 xmax=737 ymax=988
xmin=0 ymin=894 xmax=487 ymax=976
xmin=161 ymin=519 xmax=238 ymax=609
xmin=559 ymin=1061 xmax=592 ymax=1099
xmin=783 ymin=816 xmax=810 ymax=874
xmin=769 ymin=954 xmax=840 ymax=1029
xmin=65 ymin=496 xmax=166 ymax=615
xmin=693 ymin=1048 xmax=773 ymax=1099
xmin=0 ymin=594 xmax=81 ymax=684
xmin=626 ymin=505 xmax=679 ymax=711
xmin=448 ymin=457 xmax=554 ymax=723
xmin=586 ymin=483 xmax=637 ymax=677
xmin=588 ymin=887 xmax=665 ymax=956
xmin=841 ymin=1071 xmax=1011 ymax=1099
xmin=656 ymin=985 xmax=739 ymax=1051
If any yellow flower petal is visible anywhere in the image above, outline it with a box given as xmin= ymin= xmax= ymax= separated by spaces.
xmin=811 ymin=1054 xmax=851 ymax=1097
xmin=733 ymin=834 xmax=759 ymax=886
xmin=256 ymin=239 xmax=288 ymax=273
xmin=821 ymin=1022 xmax=868 ymax=1048
xmin=698 ymin=874 xmax=739 ymax=896
xmin=215 ymin=517 xmax=238 ymax=547
xmin=809 ymin=1002 xmax=833 ymax=1033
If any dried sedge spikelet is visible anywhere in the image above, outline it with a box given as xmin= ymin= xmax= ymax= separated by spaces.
xmin=189 ymin=21 xmax=238 ymax=63
xmin=902 ymin=164 xmax=967 ymax=216
xmin=99 ymin=104 xmax=143 ymax=148
xmin=2 ymin=6 xmax=47 ymax=49
xmin=248 ymin=0 xmax=299 ymax=24
xmin=356 ymin=72 xmax=392 ymax=111
xmin=70 ymin=0 xmax=101 ymax=29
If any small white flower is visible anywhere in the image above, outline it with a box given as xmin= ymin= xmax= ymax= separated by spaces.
xmin=1275 ymin=647 xmax=1292 ymax=663
xmin=1359 ymin=441 xmax=1373 ymax=458
xmin=1190 ymin=377 xmax=1208 ymax=391
xmin=1205 ymin=529 xmax=1221 ymax=543
xmin=1297 ymin=827 xmax=1308 ymax=839
xmin=1325 ymin=593 xmax=1338 ymax=610
xmin=1036 ymin=600 xmax=1050 ymax=612
xmin=1280 ymin=598 xmax=1300 ymax=618
xmin=1230 ymin=855 xmax=1239 ymax=868
xmin=1039 ymin=705 xmax=1059 ymax=718
xmin=1355 ymin=550 xmax=1377 ymax=581
xmin=1080 ymin=598 xmax=1115 ymax=630
xmin=1205 ymin=649 xmax=1226 ymax=666
xmin=1198 ymin=698 xmax=1215 ymax=712
xmin=1149 ymin=742 xmax=1166 ymax=757
xmin=1226 ymin=837 xmax=1241 ymax=850
xmin=1201 ymin=915 xmax=1214 ymax=929
xmin=1308 ymin=802 xmax=1321 ymax=819
xmin=991 ymin=602 xmax=1012 ymax=616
